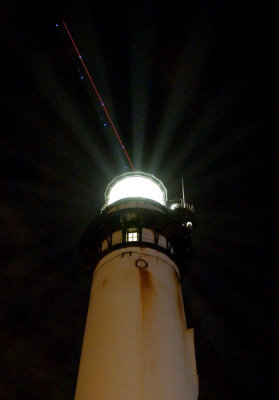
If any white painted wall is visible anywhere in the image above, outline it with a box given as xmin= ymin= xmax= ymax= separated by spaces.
xmin=75 ymin=246 xmax=198 ymax=400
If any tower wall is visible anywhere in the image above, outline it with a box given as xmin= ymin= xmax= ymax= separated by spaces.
xmin=75 ymin=246 xmax=198 ymax=400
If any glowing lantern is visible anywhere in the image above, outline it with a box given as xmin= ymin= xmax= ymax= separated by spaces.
xmin=104 ymin=172 xmax=167 ymax=207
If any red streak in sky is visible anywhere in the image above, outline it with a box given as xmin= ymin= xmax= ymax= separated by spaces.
xmin=62 ymin=20 xmax=135 ymax=171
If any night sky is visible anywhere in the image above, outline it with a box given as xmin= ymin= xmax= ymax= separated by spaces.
xmin=0 ymin=1 xmax=276 ymax=399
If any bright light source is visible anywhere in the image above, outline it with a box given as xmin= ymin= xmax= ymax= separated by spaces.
xmin=108 ymin=176 xmax=164 ymax=205
xmin=105 ymin=172 xmax=167 ymax=207
xmin=127 ymin=232 xmax=138 ymax=242
xmin=186 ymin=221 xmax=193 ymax=229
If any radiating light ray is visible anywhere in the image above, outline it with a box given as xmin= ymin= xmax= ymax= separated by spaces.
xmin=148 ymin=20 xmax=211 ymax=174
xmin=62 ymin=20 xmax=135 ymax=171
xmin=29 ymin=51 xmax=112 ymax=177
xmin=58 ymin=14 xmax=122 ymax=168
xmin=163 ymin=83 xmax=242 ymax=182
xmin=130 ymin=58 xmax=149 ymax=170
xmin=129 ymin=8 xmax=155 ymax=170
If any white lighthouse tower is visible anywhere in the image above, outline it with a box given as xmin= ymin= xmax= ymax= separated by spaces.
xmin=75 ymin=171 xmax=198 ymax=400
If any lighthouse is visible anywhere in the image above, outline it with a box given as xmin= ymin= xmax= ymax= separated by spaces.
xmin=75 ymin=171 xmax=198 ymax=400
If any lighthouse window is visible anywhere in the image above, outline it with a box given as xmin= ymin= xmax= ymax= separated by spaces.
xmin=126 ymin=228 xmax=139 ymax=242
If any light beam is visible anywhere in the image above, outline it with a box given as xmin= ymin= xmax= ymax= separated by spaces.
xmin=62 ymin=20 xmax=135 ymax=171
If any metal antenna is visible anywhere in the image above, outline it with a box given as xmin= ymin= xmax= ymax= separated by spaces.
xmin=181 ymin=177 xmax=186 ymax=208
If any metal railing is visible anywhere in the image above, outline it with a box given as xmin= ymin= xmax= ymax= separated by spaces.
xmin=168 ymin=199 xmax=195 ymax=213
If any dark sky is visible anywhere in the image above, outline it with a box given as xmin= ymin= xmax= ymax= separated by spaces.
xmin=0 ymin=1 xmax=276 ymax=399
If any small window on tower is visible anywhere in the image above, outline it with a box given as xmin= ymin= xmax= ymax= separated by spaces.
xmin=126 ymin=228 xmax=139 ymax=242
